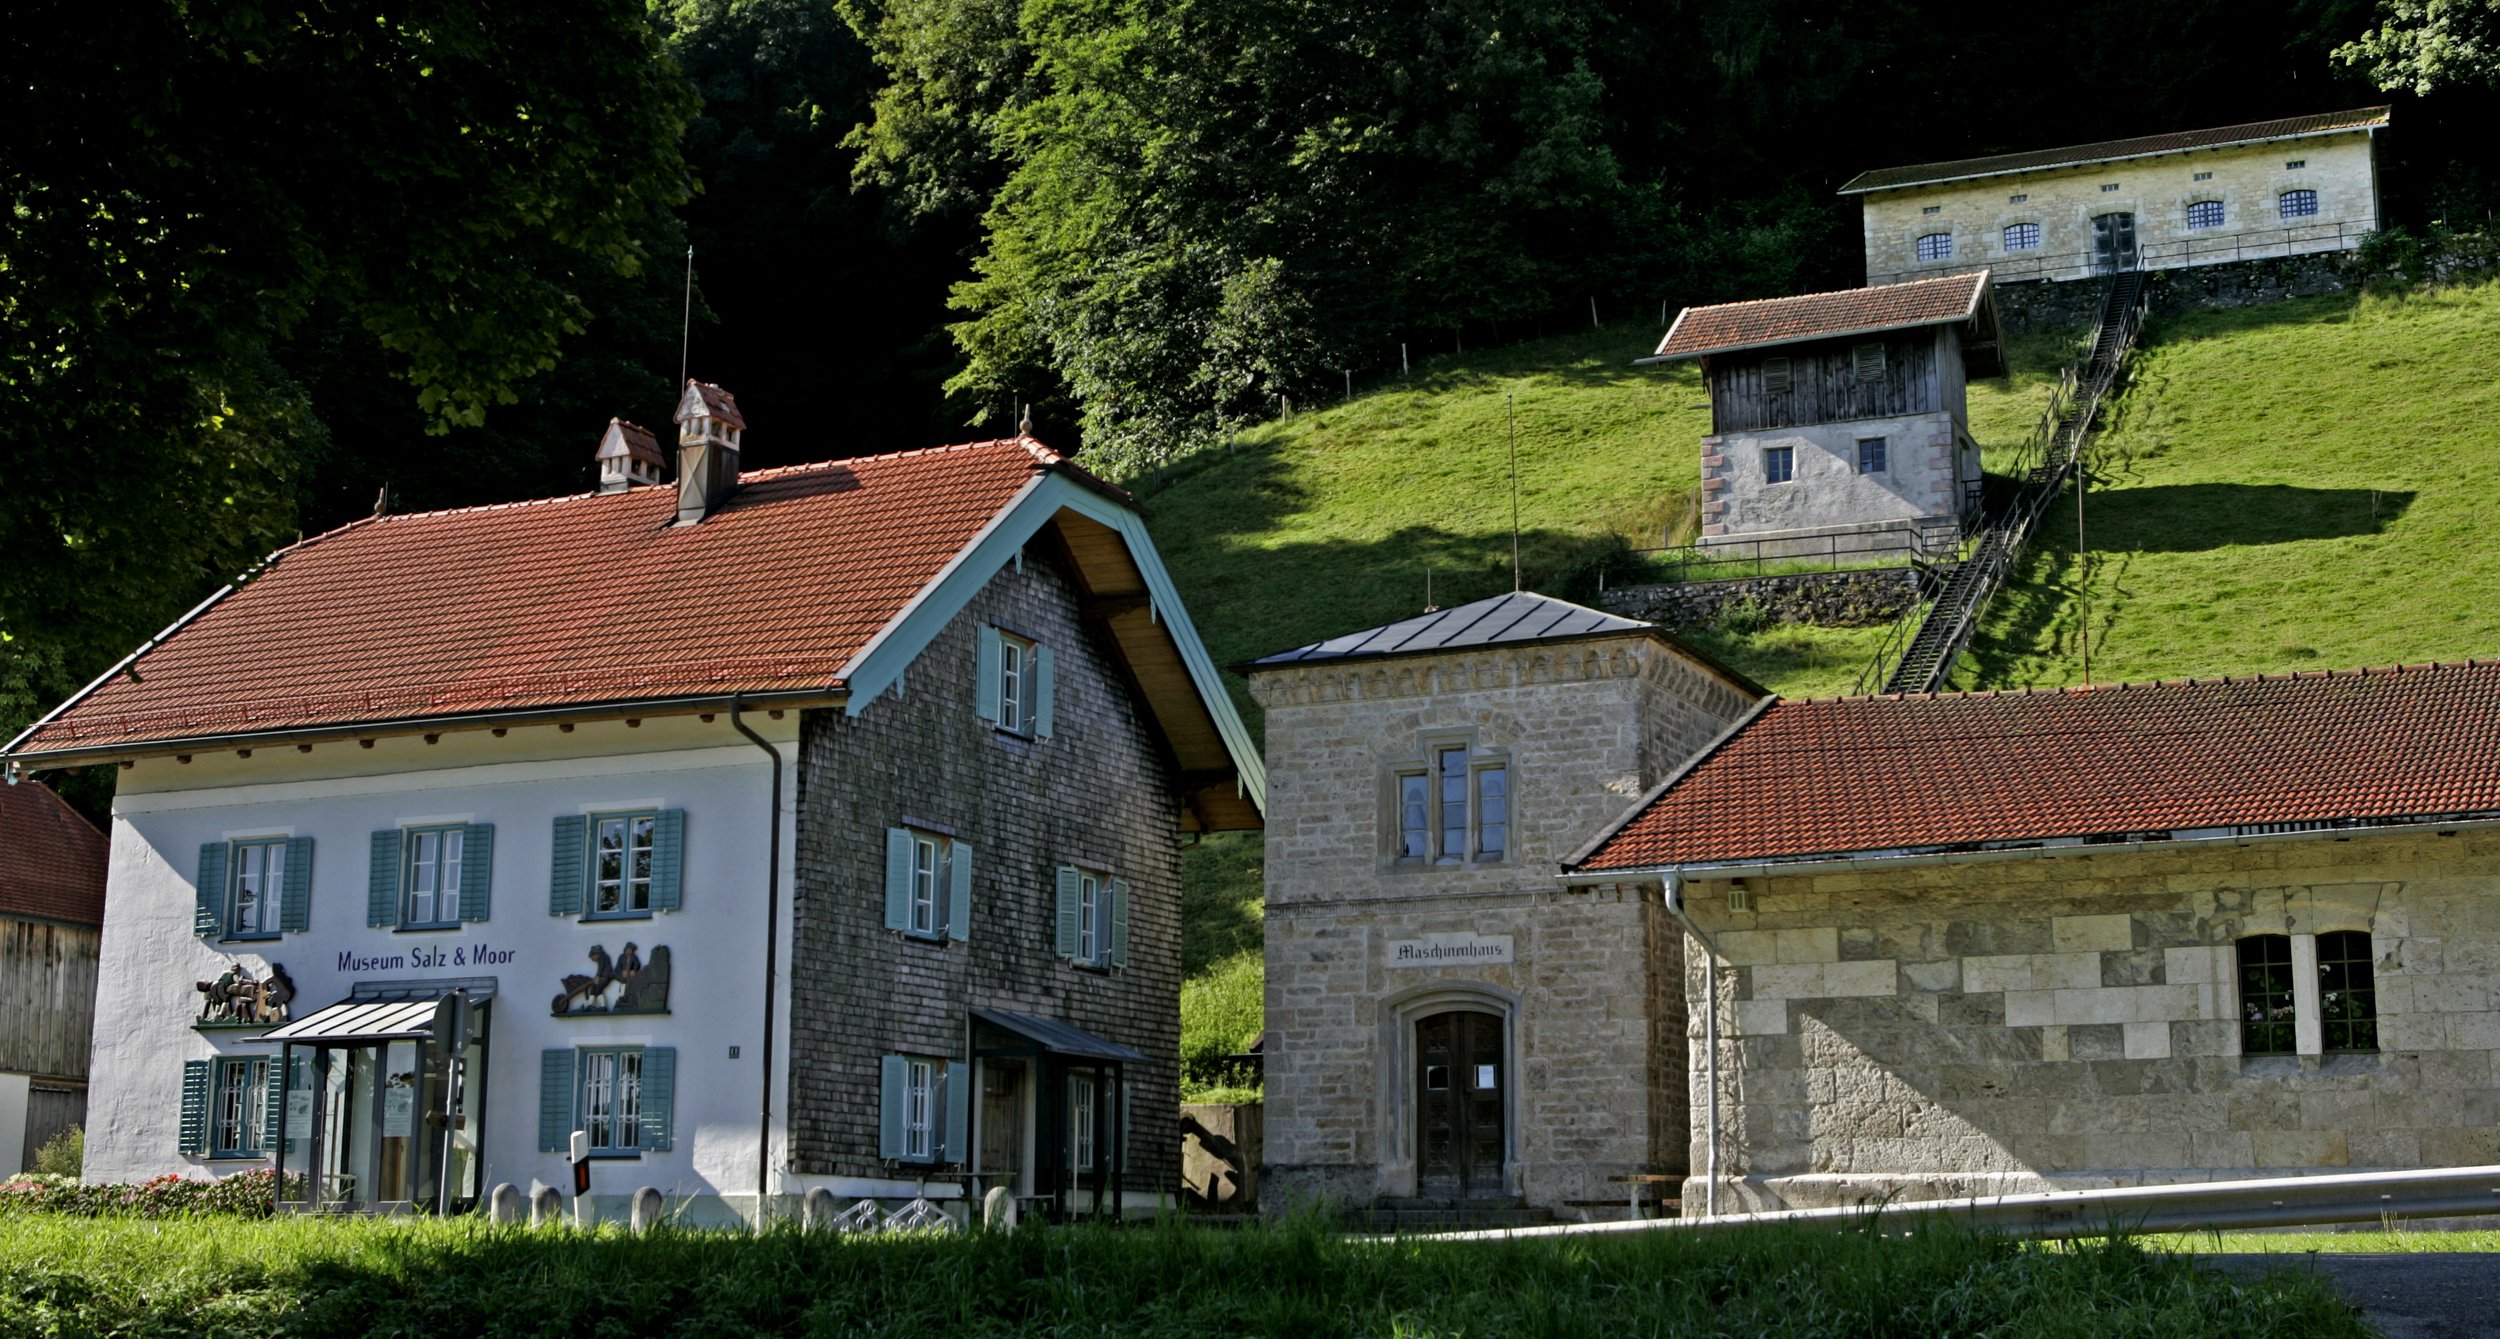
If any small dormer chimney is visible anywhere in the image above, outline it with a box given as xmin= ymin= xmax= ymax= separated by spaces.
xmin=594 ymin=418 xmax=666 ymax=494
xmin=672 ymin=380 xmax=746 ymax=524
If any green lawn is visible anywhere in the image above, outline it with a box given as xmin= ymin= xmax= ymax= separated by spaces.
xmin=1961 ymin=281 xmax=2500 ymax=688
xmin=2149 ymin=1227 xmax=2500 ymax=1253
xmin=0 ymin=1213 xmax=2371 ymax=1337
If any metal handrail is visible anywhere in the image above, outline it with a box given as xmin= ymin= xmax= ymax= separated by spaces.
xmin=1419 ymin=1163 xmax=2500 ymax=1242
xmin=1868 ymin=217 xmax=2377 ymax=288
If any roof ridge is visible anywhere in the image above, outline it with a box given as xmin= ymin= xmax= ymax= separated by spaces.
xmin=1841 ymin=105 xmax=2392 ymax=193
xmin=1683 ymin=272 xmax=1977 ymax=315
xmin=1793 ymin=656 xmax=2497 ymax=705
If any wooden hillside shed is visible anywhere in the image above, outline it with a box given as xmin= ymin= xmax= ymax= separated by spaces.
xmin=0 ymin=780 xmax=106 ymax=1174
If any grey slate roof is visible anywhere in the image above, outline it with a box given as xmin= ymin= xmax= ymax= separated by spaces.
xmin=1248 ymin=591 xmax=1653 ymax=668
xmin=1837 ymin=106 xmax=2390 ymax=195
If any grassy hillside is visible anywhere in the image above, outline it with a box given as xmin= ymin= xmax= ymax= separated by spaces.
xmin=1963 ymin=282 xmax=2500 ymax=688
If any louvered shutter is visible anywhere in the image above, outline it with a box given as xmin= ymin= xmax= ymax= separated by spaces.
xmin=550 ymin=815 xmax=586 ymax=917
xmin=195 ymin=843 xmax=228 ymax=939
xmin=943 ymin=1061 xmax=970 ymax=1163
xmin=1054 ymin=867 xmax=1081 ymax=958
xmin=262 ymin=1060 xmax=286 ymax=1156
xmin=540 ymin=1049 xmax=577 ymax=1153
xmin=178 ymin=1060 xmax=212 ymax=1155
xmin=641 ymin=1047 xmax=677 ymax=1152
xmin=1108 ymin=877 xmax=1131 ymax=968
xmin=975 ymin=628 xmax=1001 ymax=722
xmin=280 ymin=836 xmax=314 ymax=932
xmin=884 ymin=828 xmax=914 ymax=933
xmin=652 ymin=809 xmax=686 ymax=911
xmin=946 ymin=840 xmax=973 ymax=941
xmin=457 ymin=824 xmax=494 ymax=923
xmin=878 ymin=1055 xmax=908 ymax=1160
xmin=1033 ymin=646 xmax=1055 ymax=738
xmin=367 ymin=830 xmax=402 ymax=928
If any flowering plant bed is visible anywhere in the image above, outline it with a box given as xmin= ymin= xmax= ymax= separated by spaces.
xmin=0 ymin=1169 xmax=301 ymax=1218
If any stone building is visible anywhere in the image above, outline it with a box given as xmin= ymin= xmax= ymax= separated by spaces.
xmin=0 ymin=383 xmax=1260 ymax=1222
xmin=1847 ymin=107 xmax=2388 ymax=288
xmin=0 ymin=780 xmax=106 ymax=1175
xmin=1249 ymin=592 xmax=1763 ymax=1216
xmin=1564 ymin=663 xmax=2500 ymax=1212
xmin=1645 ymin=273 xmax=2003 ymax=559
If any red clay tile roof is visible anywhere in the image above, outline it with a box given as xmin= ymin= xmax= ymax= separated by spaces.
xmin=1575 ymin=661 xmax=2500 ymax=872
xmin=1653 ymin=273 xmax=1988 ymax=362
xmin=11 ymin=438 xmax=1074 ymax=757
xmin=1838 ymin=106 xmax=2391 ymax=195
xmin=0 ymin=781 xmax=106 ymax=925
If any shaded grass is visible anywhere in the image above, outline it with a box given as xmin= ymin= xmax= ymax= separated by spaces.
xmin=1962 ymin=281 xmax=2500 ymax=688
xmin=0 ymin=1213 xmax=2373 ymax=1338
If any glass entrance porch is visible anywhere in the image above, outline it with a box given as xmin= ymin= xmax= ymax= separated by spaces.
xmin=260 ymin=984 xmax=491 ymax=1215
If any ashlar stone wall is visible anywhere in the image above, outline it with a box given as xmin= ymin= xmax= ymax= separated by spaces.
xmin=1254 ymin=635 xmax=1757 ymax=1212
xmin=1672 ymin=828 xmax=2500 ymax=1212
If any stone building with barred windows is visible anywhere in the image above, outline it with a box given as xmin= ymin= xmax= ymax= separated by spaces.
xmin=1 ymin=382 xmax=1260 ymax=1224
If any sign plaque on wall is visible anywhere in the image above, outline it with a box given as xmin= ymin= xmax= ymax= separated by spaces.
xmin=1386 ymin=931 xmax=1515 ymax=968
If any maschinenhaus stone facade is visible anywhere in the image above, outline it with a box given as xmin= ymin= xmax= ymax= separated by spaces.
xmin=1249 ymin=594 xmax=1760 ymax=1213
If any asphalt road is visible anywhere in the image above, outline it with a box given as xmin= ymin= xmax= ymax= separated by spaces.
xmin=2201 ymin=1253 xmax=2500 ymax=1338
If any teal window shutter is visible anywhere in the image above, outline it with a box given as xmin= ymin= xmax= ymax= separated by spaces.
xmin=1033 ymin=645 xmax=1055 ymax=738
xmin=550 ymin=815 xmax=587 ymax=917
xmin=1108 ymin=877 xmax=1131 ymax=967
xmin=262 ymin=1060 xmax=286 ymax=1156
xmin=652 ymin=809 xmax=686 ymax=911
xmin=878 ymin=1055 xmax=907 ymax=1160
xmin=195 ymin=843 xmax=228 ymax=939
xmin=460 ymin=824 xmax=494 ymax=923
xmin=179 ymin=1060 xmax=211 ymax=1155
xmin=884 ymin=828 xmax=914 ymax=933
xmin=367 ymin=830 xmax=402 ymax=928
xmin=539 ymin=1049 xmax=576 ymax=1152
xmin=1054 ymin=866 xmax=1080 ymax=958
xmin=975 ymin=627 xmax=1002 ymax=722
xmin=943 ymin=1061 xmax=971 ymax=1163
xmin=946 ymin=840 xmax=973 ymax=941
xmin=642 ymin=1047 xmax=677 ymax=1151
xmin=281 ymin=837 xmax=314 ymax=933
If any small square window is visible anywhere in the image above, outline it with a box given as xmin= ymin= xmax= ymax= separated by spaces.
xmin=2185 ymin=200 xmax=2224 ymax=229
xmin=1921 ymin=204 xmax=1941 ymax=215
xmin=1914 ymin=232 xmax=1952 ymax=261
xmin=1856 ymin=437 xmax=1888 ymax=474
xmin=2193 ymin=171 xmax=2213 ymax=182
xmin=2280 ymin=189 xmax=2319 ymax=219
xmin=1763 ymin=446 xmax=1794 ymax=485
xmin=1852 ymin=341 xmax=1886 ymax=382
xmin=2007 ymin=193 xmax=2027 ymax=204
xmin=2003 ymin=222 xmax=2041 ymax=252
xmin=2100 ymin=183 xmax=2120 ymax=192
xmin=2285 ymin=159 xmax=2305 ymax=170
xmin=1760 ymin=355 xmax=1791 ymax=394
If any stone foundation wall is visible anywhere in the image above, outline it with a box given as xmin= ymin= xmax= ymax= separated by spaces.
xmin=1601 ymin=567 xmax=1921 ymax=631
xmin=1995 ymin=252 xmax=2361 ymax=334
xmin=1668 ymin=828 xmax=2500 ymax=1213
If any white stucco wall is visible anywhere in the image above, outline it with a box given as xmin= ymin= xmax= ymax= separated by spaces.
xmin=1700 ymin=410 xmax=1965 ymax=552
xmin=84 ymin=714 xmax=798 ymax=1222
xmin=1860 ymin=128 xmax=2380 ymax=286
xmin=0 ymin=1072 xmax=28 ymax=1176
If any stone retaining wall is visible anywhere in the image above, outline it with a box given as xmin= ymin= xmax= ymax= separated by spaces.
xmin=1601 ymin=567 xmax=1921 ymax=630
xmin=1995 ymin=253 xmax=2360 ymax=335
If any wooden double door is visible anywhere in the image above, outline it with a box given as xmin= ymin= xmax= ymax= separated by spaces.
xmin=1415 ymin=1010 xmax=1506 ymax=1198
xmin=2094 ymin=212 xmax=2138 ymax=273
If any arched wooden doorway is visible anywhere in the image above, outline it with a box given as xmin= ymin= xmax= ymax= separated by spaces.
xmin=1414 ymin=1009 xmax=1505 ymax=1198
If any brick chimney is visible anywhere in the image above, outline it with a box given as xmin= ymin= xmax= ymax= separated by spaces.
xmin=673 ymin=380 xmax=745 ymax=524
xmin=594 ymin=418 xmax=665 ymax=494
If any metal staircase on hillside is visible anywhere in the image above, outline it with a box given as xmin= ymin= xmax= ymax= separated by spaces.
xmin=1857 ymin=268 xmax=2151 ymax=696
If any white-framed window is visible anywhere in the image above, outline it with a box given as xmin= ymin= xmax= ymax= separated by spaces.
xmin=1856 ymin=437 xmax=1888 ymax=474
xmin=977 ymin=626 xmax=1053 ymax=737
xmin=1055 ymin=864 xmax=1127 ymax=967
xmin=1914 ymin=232 xmax=1952 ymax=261
xmin=230 ymin=839 xmax=287 ymax=939
xmin=1921 ymin=204 xmax=1941 ymax=215
xmin=1394 ymin=743 xmax=1511 ymax=863
xmin=592 ymin=812 xmax=657 ymax=918
xmin=2099 ymin=182 xmax=2120 ymax=193
xmin=2236 ymin=930 xmax=2377 ymax=1057
xmin=879 ymin=1053 xmax=963 ymax=1164
xmin=2280 ymin=189 xmax=2319 ymax=219
xmin=2002 ymin=222 xmax=2041 ymax=251
xmin=2007 ymin=193 xmax=2028 ymax=203
xmin=1070 ymin=1073 xmax=1098 ymax=1175
xmin=2193 ymin=170 xmax=2214 ymax=182
xmin=212 ymin=1057 xmax=269 ymax=1158
xmin=903 ymin=1057 xmax=936 ymax=1160
xmin=2185 ymin=199 xmax=2225 ymax=229
xmin=403 ymin=825 xmax=465 ymax=928
xmin=888 ymin=826 xmax=968 ymax=941
xmin=2284 ymin=159 xmax=2306 ymax=170
xmin=580 ymin=1046 xmax=644 ymax=1154
xmin=1763 ymin=445 xmax=1794 ymax=485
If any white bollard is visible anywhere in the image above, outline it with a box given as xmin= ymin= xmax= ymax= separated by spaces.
xmin=530 ymin=1185 xmax=564 ymax=1227
xmin=983 ymin=1184 xmax=1017 ymax=1229
xmin=804 ymin=1186 xmax=838 ymax=1231
xmin=489 ymin=1183 xmax=522 ymax=1225
xmin=631 ymin=1186 xmax=663 ymax=1233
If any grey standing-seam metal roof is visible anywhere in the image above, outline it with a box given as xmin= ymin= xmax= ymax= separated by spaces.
xmin=972 ymin=1008 xmax=1147 ymax=1063
xmin=1248 ymin=592 xmax=1652 ymax=668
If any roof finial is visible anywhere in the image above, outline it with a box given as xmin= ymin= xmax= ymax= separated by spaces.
xmin=1018 ymin=401 xmax=1033 ymax=437
xmin=373 ymin=484 xmax=391 ymax=516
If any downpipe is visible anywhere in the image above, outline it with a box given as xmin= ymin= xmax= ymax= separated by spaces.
xmin=1660 ymin=872 xmax=1722 ymax=1219
xmin=729 ymin=700 xmax=785 ymax=1230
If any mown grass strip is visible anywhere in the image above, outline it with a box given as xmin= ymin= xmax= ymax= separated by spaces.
xmin=0 ymin=1214 xmax=2371 ymax=1338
